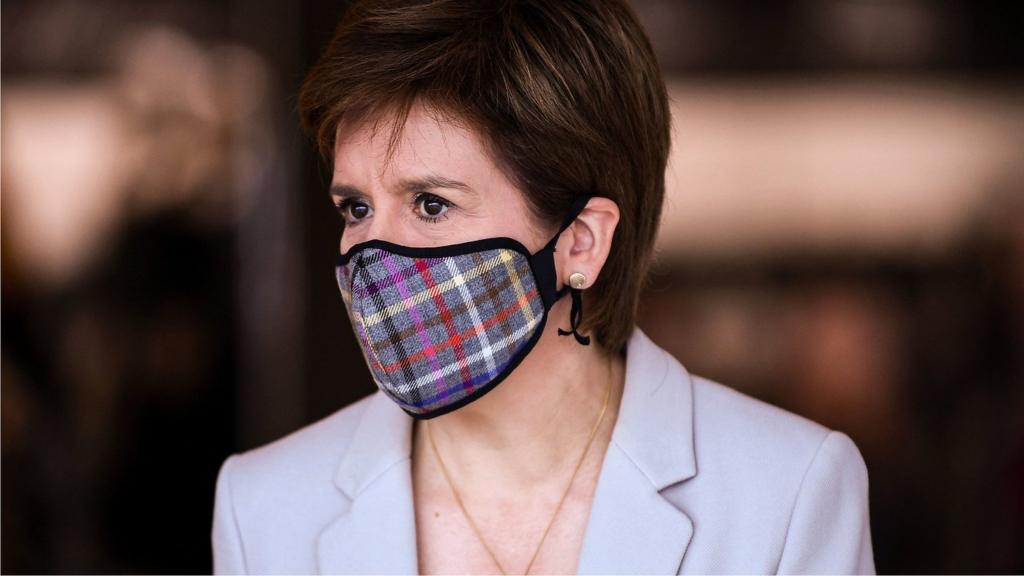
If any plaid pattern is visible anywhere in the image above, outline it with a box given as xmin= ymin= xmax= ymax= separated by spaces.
xmin=337 ymin=246 xmax=545 ymax=416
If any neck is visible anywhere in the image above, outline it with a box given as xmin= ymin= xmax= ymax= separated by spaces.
xmin=417 ymin=314 xmax=625 ymax=491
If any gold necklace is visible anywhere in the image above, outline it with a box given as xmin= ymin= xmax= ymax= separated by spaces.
xmin=425 ymin=363 xmax=614 ymax=575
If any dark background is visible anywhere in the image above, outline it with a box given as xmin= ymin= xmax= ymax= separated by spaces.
xmin=3 ymin=1 xmax=1023 ymax=573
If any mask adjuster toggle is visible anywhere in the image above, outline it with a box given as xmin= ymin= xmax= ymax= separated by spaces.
xmin=556 ymin=285 xmax=591 ymax=346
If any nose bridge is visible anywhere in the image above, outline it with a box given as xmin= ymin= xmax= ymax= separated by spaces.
xmin=341 ymin=194 xmax=416 ymax=251
xmin=365 ymin=208 xmax=401 ymax=244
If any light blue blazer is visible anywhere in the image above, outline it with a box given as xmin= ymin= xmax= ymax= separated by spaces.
xmin=212 ymin=328 xmax=875 ymax=574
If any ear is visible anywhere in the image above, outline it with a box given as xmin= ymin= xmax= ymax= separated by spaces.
xmin=554 ymin=197 xmax=620 ymax=289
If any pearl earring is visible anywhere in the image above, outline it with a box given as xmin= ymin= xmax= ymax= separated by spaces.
xmin=569 ymin=272 xmax=587 ymax=290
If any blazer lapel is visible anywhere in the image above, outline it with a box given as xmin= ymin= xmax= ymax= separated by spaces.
xmin=316 ymin=328 xmax=697 ymax=575
xmin=576 ymin=329 xmax=698 ymax=575
xmin=316 ymin=391 xmax=418 ymax=574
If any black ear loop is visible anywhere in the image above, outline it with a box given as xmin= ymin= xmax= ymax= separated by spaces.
xmin=549 ymin=195 xmax=594 ymax=347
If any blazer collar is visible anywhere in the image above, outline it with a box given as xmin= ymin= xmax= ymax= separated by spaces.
xmin=317 ymin=382 xmax=418 ymax=574
xmin=317 ymin=327 xmax=697 ymax=574
xmin=575 ymin=328 xmax=697 ymax=574
xmin=608 ymin=327 xmax=697 ymax=490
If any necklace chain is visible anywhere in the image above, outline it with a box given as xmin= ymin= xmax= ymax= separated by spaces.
xmin=425 ymin=364 xmax=614 ymax=575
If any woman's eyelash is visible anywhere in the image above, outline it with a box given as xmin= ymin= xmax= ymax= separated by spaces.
xmin=412 ymin=192 xmax=452 ymax=223
xmin=333 ymin=198 xmax=352 ymax=218
xmin=333 ymin=197 xmax=371 ymax=224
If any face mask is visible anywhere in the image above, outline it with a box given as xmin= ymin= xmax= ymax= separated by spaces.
xmin=335 ymin=195 xmax=593 ymax=419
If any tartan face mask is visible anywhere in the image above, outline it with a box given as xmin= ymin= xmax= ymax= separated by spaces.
xmin=335 ymin=195 xmax=593 ymax=419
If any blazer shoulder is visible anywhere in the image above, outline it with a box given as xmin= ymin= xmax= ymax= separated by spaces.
xmin=227 ymin=391 xmax=376 ymax=490
xmin=688 ymin=372 xmax=833 ymax=457
xmin=212 ymin=392 xmax=379 ymax=573
xmin=679 ymin=371 xmax=874 ymax=574
xmin=683 ymin=369 xmax=869 ymax=509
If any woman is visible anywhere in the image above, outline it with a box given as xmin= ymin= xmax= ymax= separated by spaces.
xmin=212 ymin=1 xmax=875 ymax=573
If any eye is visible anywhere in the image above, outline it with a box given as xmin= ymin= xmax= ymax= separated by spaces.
xmin=337 ymin=198 xmax=373 ymax=223
xmin=414 ymin=193 xmax=450 ymax=221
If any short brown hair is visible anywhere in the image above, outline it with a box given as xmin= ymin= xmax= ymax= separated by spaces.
xmin=299 ymin=0 xmax=670 ymax=353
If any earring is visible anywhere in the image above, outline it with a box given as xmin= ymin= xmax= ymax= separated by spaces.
xmin=569 ymin=272 xmax=587 ymax=290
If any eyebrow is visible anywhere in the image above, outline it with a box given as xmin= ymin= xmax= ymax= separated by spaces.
xmin=328 ymin=175 xmax=477 ymax=200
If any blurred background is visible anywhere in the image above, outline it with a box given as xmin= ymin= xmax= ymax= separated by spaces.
xmin=2 ymin=0 xmax=1022 ymax=573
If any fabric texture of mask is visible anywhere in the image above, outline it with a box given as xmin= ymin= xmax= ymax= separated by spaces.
xmin=335 ymin=195 xmax=592 ymax=419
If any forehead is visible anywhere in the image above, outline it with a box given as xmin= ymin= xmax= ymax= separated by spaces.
xmin=331 ymin=103 xmax=496 ymax=185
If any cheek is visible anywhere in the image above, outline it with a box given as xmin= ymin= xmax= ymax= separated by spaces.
xmin=468 ymin=187 xmax=552 ymax=250
xmin=495 ymin=203 xmax=555 ymax=253
xmin=339 ymin=221 xmax=374 ymax=254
